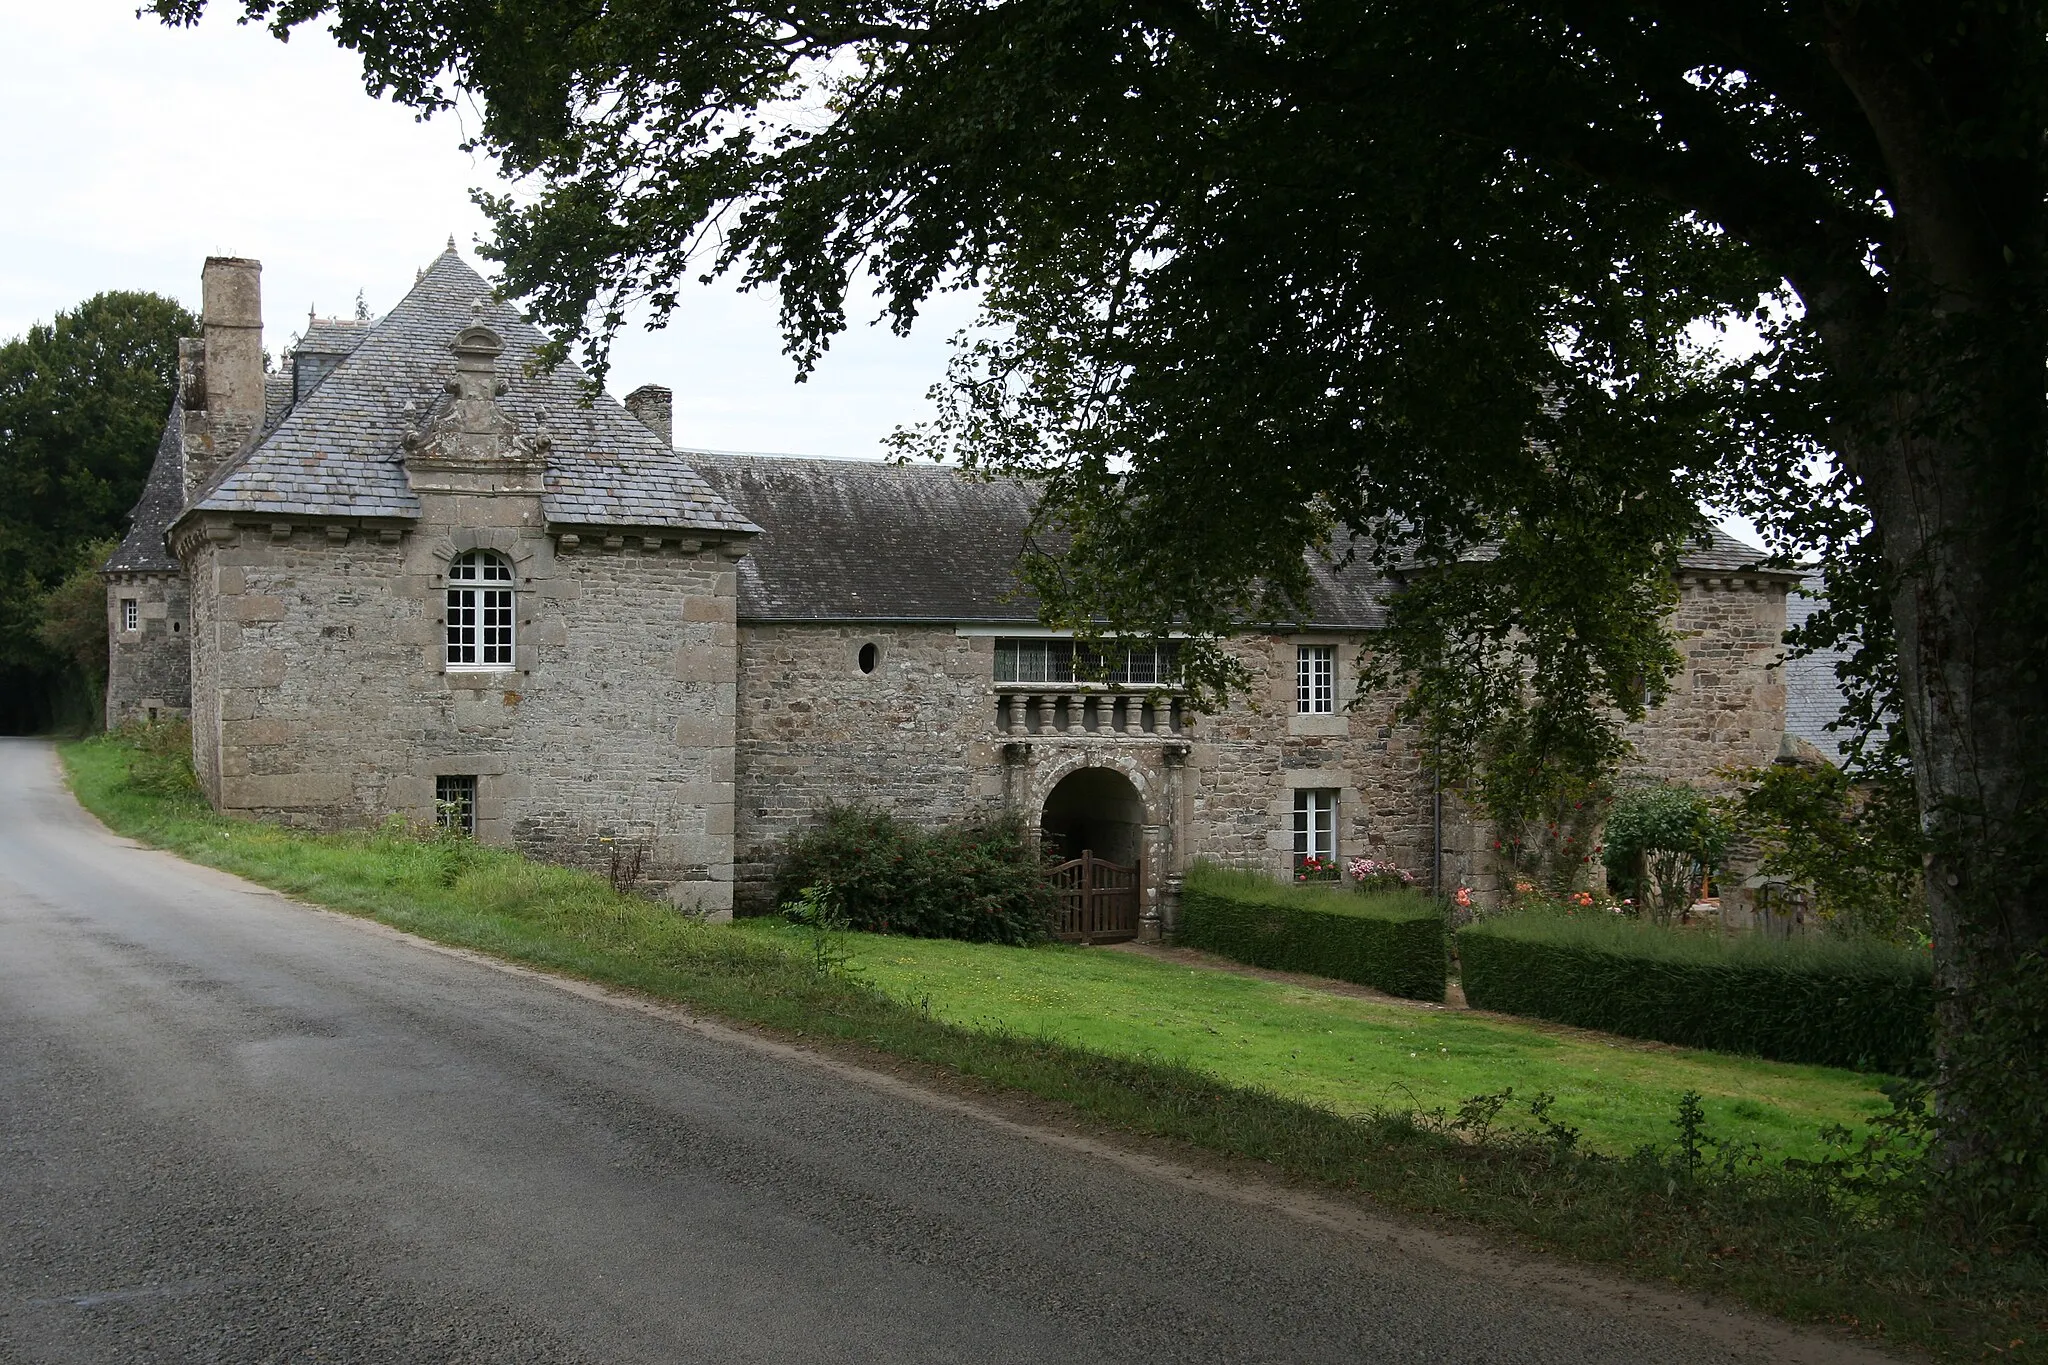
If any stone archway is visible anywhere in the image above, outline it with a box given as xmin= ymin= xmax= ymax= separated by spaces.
xmin=1039 ymin=765 xmax=1147 ymax=942
xmin=1039 ymin=766 xmax=1146 ymax=865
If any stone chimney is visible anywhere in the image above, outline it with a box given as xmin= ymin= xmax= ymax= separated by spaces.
xmin=182 ymin=257 xmax=265 ymax=499
xmin=624 ymin=384 xmax=673 ymax=448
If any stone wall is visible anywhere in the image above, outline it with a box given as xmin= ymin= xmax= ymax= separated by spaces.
xmin=730 ymin=624 xmax=1442 ymax=921
xmin=732 ymin=625 xmax=1010 ymax=911
xmin=1427 ymin=572 xmax=1794 ymax=904
xmin=171 ymin=529 xmax=1785 ymax=924
xmin=727 ymin=575 xmax=1790 ymax=921
xmin=104 ymin=570 xmax=191 ymax=729
xmin=178 ymin=495 xmax=743 ymax=913
xmin=1189 ymin=633 xmax=1437 ymax=887
xmin=1623 ymin=573 xmax=1792 ymax=786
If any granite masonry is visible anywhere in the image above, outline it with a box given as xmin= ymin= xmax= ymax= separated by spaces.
xmin=109 ymin=246 xmax=1799 ymax=927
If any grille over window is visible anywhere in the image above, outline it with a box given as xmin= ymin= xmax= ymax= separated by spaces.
xmin=436 ymin=775 xmax=477 ymax=834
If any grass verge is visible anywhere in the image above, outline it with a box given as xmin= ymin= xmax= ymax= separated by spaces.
xmin=60 ymin=734 xmax=2048 ymax=1362
xmin=730 ymin=919 xmax=1891 ymax=1162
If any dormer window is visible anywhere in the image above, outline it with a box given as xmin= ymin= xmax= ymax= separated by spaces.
xmin=446 ymin=550 xmax=514 ymax=669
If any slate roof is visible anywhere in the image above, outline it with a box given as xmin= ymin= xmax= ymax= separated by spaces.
xmin=1783 ymin=572 xmax=1856 ymax=759
xmin=694 ymin=454 xmax=1046 ymax=622
xmin=695 ymin=453 xmax=1394 ymax=628
xmin=693 ymin=454 xmax=1787 ymax=627
xmin=1674 ymin=525 xmax=1798 ymax=574
xmin=264 ymin=370 xmax=294 ymax=431
xmin=105 ymin=401 xmax=185 ymax=574
xmin=299 ymin=317 xmax=374 ymax=353
xmin=187 ymin=247 xmax=755 ymax=535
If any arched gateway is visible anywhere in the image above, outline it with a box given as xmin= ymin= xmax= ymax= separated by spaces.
xmin=1040 ymin=767 xmax=1145 ymax=942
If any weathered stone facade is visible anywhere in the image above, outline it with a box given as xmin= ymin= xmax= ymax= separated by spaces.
xmin=1623 ymin=573 xmax=1792 ymax=786
xmin=176 ymin=517 xmax=743 ymax=908
xmin=132 ymin=248 xmax=757 ymax=913
xmin=110 ymin=245 xmax=1796 ymax=931
xmin=103 ymin=569 xmax=190 ymax=728
xmin=709 ymin=458 xmax=1795 ymax=925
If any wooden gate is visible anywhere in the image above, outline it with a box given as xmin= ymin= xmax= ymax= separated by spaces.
xmin=1050 ymin=851 xmax=1140 ymax=943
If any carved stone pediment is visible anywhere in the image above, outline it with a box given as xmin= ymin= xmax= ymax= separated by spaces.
xmin=402 ymin=318 xmax=549 ymax=494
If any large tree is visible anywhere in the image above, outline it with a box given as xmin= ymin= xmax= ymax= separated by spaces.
xmin=0 ymin=291 xmax=196 ymax=732
xmin=161 ymin=0 xmax=2047 ymax=1221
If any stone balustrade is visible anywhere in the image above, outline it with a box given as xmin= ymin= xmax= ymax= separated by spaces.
xmin=994 ymin=686 xmax=1189 ymax=737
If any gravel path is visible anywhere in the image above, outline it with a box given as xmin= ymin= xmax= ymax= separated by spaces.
xmin=0 ymin=738 xmax=1897 ymax=1364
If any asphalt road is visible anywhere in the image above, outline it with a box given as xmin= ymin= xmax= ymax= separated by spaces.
xmin=0 ymin=738 xmax=1880 ymax=1364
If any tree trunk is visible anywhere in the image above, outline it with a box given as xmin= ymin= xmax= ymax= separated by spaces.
xmin=1845 ymin=356 xmax=2048 ymax=1213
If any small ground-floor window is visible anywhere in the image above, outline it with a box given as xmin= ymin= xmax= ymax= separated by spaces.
xmin=1293 ymin=788 xmax=1339 ymax=881
xmin=436 ymin=775 xmax=477 ymax=835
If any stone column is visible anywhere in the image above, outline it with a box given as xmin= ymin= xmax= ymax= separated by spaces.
xmin=1001 ymin=741 xmax=1034 ymax=833
xmin=1153 ymin=742 xmax=1192 ymax=939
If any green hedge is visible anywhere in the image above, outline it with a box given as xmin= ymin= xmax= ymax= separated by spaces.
xmin=1178 ymin=862 xmax=1447 ymax=1001
xmin=1457 ymin=912 xmax=1935 ymax=1074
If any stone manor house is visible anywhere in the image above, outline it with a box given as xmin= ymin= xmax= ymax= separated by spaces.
xmin=105 ymin=249 xmax=1798 ymax=930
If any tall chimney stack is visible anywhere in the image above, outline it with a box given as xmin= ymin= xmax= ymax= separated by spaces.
xmin=624 ymin=384 xmax=673 ymax=449
xmin=184 ymin=257 xmax=264 ymax=498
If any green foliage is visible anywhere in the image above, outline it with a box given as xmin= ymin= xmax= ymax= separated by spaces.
xmin=31 ymin=538 xmax=118 ymax=732
xmin=0 ymin=290 xmax=194 ymax=732
xmin=1179 ymin=861 xmax=1447 ymax=1002
xmin=1600 ymin=783 xmax=1731 ymax=925
xmin=773 ymin=804 xmax=1057 ymax=946
xmin=1487 ymin=770 xmax=1611 ymax=897
xmin=1722 ymin=763 xmax=1927 ymax=944
xmin=119 ymin=716 xmax=200 ymax=799
xmin=1938 ymin=949 xmax=2048 ymax=1238
xmin=1788 ymin=1081 xmax=1938 ymax=1228
xmin=1458 ymin=911 xmax=1934 ymax=1075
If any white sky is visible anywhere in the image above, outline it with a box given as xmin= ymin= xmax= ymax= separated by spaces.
xmin=0 ymin=0 xmax=1762 ymax=543
xmin=0 ymin=0 xmax=975 ymax=460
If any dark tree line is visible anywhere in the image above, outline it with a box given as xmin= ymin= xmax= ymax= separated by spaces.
xmin=0 ymin=291 xmax=194 ymax=732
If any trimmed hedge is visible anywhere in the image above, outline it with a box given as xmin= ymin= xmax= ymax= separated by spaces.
xmin=1178 ymin=862 xmax=1447 ymax=1001
xmin=1457 ymin=912 xmax=1935 ymax=1074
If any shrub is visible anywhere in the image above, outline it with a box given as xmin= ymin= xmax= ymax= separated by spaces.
xmin=120 ymin=718 xmax=200 ymax=799
xmin=773 ymin=804 xmax=1058 ymax=945
xmin=1720 ymin=762 xmax=1927 ymax=944
xmin=1457 ymin=910 xmax=1934 ymax=1073
xmin=1600 ymin=782 xmax=1731 ymax=924
xmin=1179 ymin=861 xmax=1447 ymax=1001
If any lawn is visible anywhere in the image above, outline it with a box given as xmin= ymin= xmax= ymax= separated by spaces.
xmin=733 ymin=921 xmax=1891 ymax=1161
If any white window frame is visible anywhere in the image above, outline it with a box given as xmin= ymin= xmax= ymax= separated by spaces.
xmin=120 ymin=598 xmax=138 ymax=633
xmin=446 ymin=550 xmax=514 ymax=671
xmin=1293 ymin=788 xmax=1339 ymax=878
xmin=993 ymin=638 xmax=1180 ymax=686
xmin=1297 ymin=644 xmax=1335 ymax=714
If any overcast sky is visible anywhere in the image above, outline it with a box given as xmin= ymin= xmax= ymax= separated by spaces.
xmin=1 ymin=1 xmax=1762 ymax=542
xmin=0 ymin=0 xmax=976 ymax=460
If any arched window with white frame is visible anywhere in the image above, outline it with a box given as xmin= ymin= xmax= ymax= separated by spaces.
xmin=446 ymin=550 xmax=514 ymax=669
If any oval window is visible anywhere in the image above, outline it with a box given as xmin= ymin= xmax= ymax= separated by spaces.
xmin=858 ymin=642 xmax=879 ymax=674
